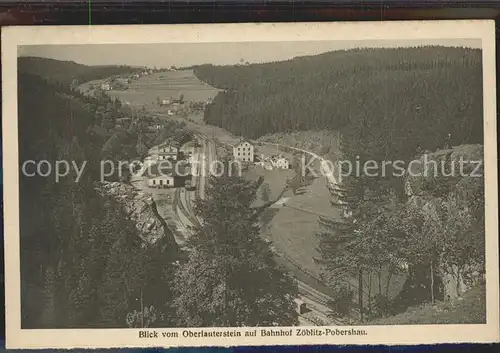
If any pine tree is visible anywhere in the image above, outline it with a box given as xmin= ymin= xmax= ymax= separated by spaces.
xmin=173 ymin=170 xmax=298 ymax=327
xmin=316 ymin=152 xmax=397 ymax=322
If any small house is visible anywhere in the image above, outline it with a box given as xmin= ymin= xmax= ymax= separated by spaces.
xmin=157 ymin=142 xmax=179 ymax=161
xmin=101 ymin=83 xmax=111 ymax=91
xmin=271 ymin=155 xmax=290 ymax=170
xmin=146 ymin=162 xmax=190 ymax=188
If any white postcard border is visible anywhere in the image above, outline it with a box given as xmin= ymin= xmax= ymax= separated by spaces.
xmin=2 ymin=20 xmax=499 ymax=349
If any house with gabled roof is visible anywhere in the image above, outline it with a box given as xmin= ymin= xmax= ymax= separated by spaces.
xmin=233 ymin=139 xmax=254 ymax=162
xmin=156 ymin=141 xmax=180 ymax=161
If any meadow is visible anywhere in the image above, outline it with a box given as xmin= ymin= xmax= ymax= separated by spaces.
xmin=82 ymin=69 xmax=220 ymax=108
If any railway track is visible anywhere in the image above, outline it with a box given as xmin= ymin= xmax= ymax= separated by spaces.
xmin=175 ymin=132 xmax=217 ymax=231
xmin=177 ymin=128 xmax=347 ymax=324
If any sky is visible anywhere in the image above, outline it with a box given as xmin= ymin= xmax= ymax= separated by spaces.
xmin=18 ymin=39 xmax=481 ymax=68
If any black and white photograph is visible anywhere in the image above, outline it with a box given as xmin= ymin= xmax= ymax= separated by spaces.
xmin=2 ymin=22 xmax=499 ymax=348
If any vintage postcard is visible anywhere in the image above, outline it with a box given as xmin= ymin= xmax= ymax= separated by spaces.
xmin=2 ymin=21 xmax=499 ymax=349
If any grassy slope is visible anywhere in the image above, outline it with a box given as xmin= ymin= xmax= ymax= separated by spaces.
xmin=371 ymin=284 xmax=486 ymax=325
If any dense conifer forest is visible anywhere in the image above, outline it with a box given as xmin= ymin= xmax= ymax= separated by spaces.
xmin=196 ymin=46 xmax=486 ymax=322
xmin=196 ymin=46 xmax=483 ymax=164
xmin=18 ymin=73 xmax=179 ymax=328
xmin=18 ymin=56 xmax=141 ymax=87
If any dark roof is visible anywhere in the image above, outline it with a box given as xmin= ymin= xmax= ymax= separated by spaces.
xmin=158 ymin=140 xmax=180 ymax=149
xmin=233 ymin=138 xmax=253 ymax=148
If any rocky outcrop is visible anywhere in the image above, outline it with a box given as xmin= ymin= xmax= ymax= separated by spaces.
xmin=404 ymin=144 xmax=484 ymax=300
xmin=95 ymin=181 xmax=179 ymax=252
xmin=404 ymin=144 xmax=483 ymax=198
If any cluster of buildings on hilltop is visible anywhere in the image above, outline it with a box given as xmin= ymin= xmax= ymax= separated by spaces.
xmin=232 ymin=139 xmax=290 ymax=170
xmin=100 ymin=77 xmax=130 ymax=91
xmin=99 ymin=69 xmax=157 ymax=91
xmin=158 ymin=96 xmax=208 ymax=117
xmin=157 ymin=95 xmax=188 ymax=117
xmin=145 ymin=140 xmax=196 ymax=189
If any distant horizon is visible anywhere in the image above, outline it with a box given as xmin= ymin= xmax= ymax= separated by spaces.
xmin=18 ymin=39 xmax=481 ymax=69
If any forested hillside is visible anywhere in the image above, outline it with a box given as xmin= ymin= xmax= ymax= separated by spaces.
xmin=18 ymin=56 xmax=141 ymax=87
xmin=18 ymin=74 xmax=178 ymax=328
xmin=196 ymin=46 xmax=483 ymax=164
xmin=18 ymin=66 xmax=298 ymax=328
xmin=197 ymin=46 xmax=485 ymax=323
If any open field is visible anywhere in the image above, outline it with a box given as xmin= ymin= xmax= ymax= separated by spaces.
xmin=264 ymin=173 xmax=335 ymax=277
xmin=80 ymin=69 xmax=220 ymax=108
xmin=243 ymin=165 xmax=295 ymax=206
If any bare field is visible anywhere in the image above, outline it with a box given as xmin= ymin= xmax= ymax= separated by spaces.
xmin=81 ymin=69 xmax=220 ymax=107
xmin=266 ymin=175 xmax=336 ymax=277
xmin=244 ymin=165 xmax=295 ymax=205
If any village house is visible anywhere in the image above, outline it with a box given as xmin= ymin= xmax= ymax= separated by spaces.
xmin=146 ymin=162 xmax=190 ymax=189
xmin=271 ymin=155 xmax=290 ymax=170
xmin=151 ymin=141 xmax=180 ymax=161
xmin=254 ymin=154 xmax=290 ymax=170
xmin=147 ymin=164 xmax=174 ymax=188
xmin=233 ymin=139 xmax=255 ymax=162
xmin=100 ymin=83 xmax=111 ymax=91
